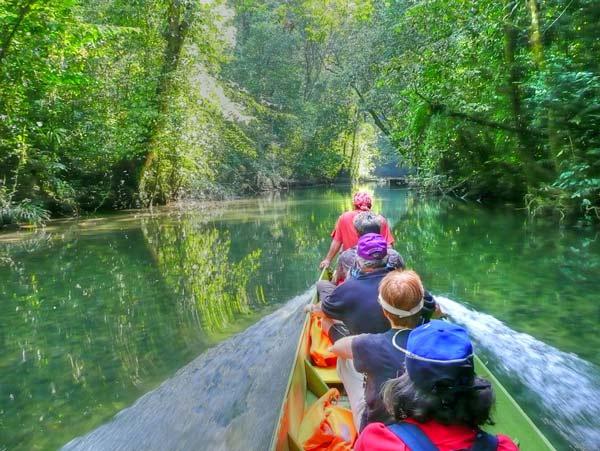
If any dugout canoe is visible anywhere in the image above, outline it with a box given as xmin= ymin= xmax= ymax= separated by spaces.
xmin=269 ymin=269 xmax=556 ymax=451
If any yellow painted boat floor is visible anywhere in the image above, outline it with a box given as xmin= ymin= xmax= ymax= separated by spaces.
xmin=314 ymin=366 xmax=341 ymax=385
xmin=304 ymin=386 xmax=351 ymax=411
xmin=305 ymin=390 xmax=319 ymax=411
xmin=305 ymin=363 xmax=349 ymax=411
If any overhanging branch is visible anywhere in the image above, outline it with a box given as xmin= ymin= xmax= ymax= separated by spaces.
xmin=414 ymin=90 xmax=544 ymax=137
xmin=351 ymin=83 xmax=391 ymax=136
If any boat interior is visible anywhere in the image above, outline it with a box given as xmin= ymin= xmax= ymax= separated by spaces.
xmin=270 ymin=272 xmax=556 ymax=451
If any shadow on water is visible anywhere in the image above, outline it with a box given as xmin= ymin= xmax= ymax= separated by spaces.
xmin=62 ymin=289 xmax=311 ymax=451
xmin=437 ymin=296 xmax=600 ymax=451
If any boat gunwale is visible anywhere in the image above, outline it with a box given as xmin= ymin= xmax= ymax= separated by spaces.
xmin=268 ymin=269 xmax=327 ymax=450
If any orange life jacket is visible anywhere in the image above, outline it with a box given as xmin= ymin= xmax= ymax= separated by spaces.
xmin=298 ymin=388 xmax=357 ymax=451
xmin=309 ymin=313 xmax=337 ymax=368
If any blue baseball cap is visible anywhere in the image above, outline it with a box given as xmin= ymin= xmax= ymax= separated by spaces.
xmin=401 ymin=320 xmax=475 ymax=391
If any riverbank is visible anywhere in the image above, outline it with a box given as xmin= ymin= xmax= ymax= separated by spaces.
xmin=1 ymin=178 xmax=341 ymax=231
xmin=4 ymin=181 xmax=597 ymax=234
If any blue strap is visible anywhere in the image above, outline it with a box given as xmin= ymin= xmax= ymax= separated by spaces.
xmin=388 ymin=423 xmax=499 ymax=451
xmin=472 ymin=429 xmax=499 ymax=451
xmin=387 ymin=423 xmax=439 ymax=451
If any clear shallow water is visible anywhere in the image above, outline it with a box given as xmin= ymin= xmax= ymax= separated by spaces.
xmin=1 ymin=186 xmax=599 ymax=450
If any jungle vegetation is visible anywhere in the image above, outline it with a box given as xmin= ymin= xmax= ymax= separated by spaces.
xmin=1 ymin=0 xmax=598 ymax=224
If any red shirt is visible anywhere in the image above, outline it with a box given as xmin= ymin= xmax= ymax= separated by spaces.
xmin=354 ymin=420 xmax=519 ymax=451
xmin=331 ymin=210 xmax=394 ymax=250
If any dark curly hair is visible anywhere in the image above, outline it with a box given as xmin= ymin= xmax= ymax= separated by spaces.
xmin=382 ymin=372 xmax=495 ymax=427
xmin=353 ymin=211 xmax=381 ymax=236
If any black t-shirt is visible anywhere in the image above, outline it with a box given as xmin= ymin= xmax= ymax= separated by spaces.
xmin=321 ymin=269 xmax=391 ymax=340
xmin=352 ymin=328 xmax=410 ymax=430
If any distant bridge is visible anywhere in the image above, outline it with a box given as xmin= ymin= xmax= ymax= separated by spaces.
xmin=371 ymin=160 xmax=411 ymax=186
xmin=360 ymin=176 xmax=409 ymax=186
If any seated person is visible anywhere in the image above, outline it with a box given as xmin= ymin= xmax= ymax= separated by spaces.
xmin=330 ymin=270 xmax=428 ymax=431
xmin=354 ymin=320 xmax=519 ymax=451
xmin=319 ymin=191 xmax=394 ymax=270
xmin=314 ymin=233 xmax=392 ymax=342
xmin=310 ymin=233 xmax=392 ymax=429
xmin=334 ymin=211 xmax=404 ymax=284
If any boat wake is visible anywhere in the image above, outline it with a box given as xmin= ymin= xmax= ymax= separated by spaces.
xmin=436 ymin=296 xmax=600 ymax=451
xmin=62 ymin=289 xmax=312 ymax=451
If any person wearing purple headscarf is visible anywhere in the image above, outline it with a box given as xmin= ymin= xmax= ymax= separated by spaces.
xmin=333 ymin=211 xmax=404 ymax=284
xmin=310 ymin=233 xmax=392 ymax=338
xmin=307 ymin=233 xmax=393 ymax=430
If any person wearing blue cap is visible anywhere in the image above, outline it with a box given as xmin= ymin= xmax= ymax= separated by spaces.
xmin=330 ymin=270 xmax=430 ymax=432
xmin=354 ymin=320 xmax=519 ymax=451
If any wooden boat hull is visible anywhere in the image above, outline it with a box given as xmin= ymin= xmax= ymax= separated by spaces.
xmin=270 ymin=270 xmax=556 ymax=450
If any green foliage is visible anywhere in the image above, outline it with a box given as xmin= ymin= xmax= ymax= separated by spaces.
xmin=138 ymin=0 xmax=378 ymax=203
xmin=369 ymin=0 xmax=599 ymax=219
xmin=0 ymin=195 xmax=50 ymax=226
xmin=225 ymin=0 xmax=362 ymax=185
xmin=1 ymin=0 xmax=597 ymax=222
xmin=0 ymin=0 xmax=168 ymax=218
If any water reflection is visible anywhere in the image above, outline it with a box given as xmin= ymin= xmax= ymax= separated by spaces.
xmin=1 ymin=186 xmax=599 ymax=450
xmin=0 ymin=191 xmax=345 ymax=450
xmin=140 ymin=217 xmax=261 ymax=334
xmin=1 ymin=229 xmax=199 ymax=450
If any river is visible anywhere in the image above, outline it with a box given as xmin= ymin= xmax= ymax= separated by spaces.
xmin=1 ymin=186 xmax=599 ymax=450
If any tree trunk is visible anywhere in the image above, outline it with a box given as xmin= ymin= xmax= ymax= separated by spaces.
xmin=348 ymin=113 xmax=359 ymax=178
xmin=527 ymin=0 xmax=559 ymax=171
xmin=138 ymin=0 xmax=194 ymax=206
xmin=503 ymin=9 xmax=528 ymax=148
xmin=527 ymin=0 xmax=544 ymax=67
xmin=503 ymin=1 xmax=537 ymax=180
xmin=0 ymin=0 xmax=37 ymax=66
xmin=302 ymin=40 xmax=324 ymax=101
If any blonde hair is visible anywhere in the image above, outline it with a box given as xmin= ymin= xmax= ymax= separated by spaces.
xmin=379 ymin=270 xmax=424 ymax=327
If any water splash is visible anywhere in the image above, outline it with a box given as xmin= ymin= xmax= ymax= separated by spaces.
xmin=62 ymin=289 xmax=312 ymax=451
xmin=436 ymin=296 xmax=600 ymax=450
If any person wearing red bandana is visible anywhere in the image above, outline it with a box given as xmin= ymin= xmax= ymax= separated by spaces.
xmin=319 ymin=191 xmax=394 ymax=270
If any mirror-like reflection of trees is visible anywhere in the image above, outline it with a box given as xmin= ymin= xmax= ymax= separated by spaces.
xmin=0 ymin=221 xmax=270 ymax=450
xmin=140 ymin=217 xmax=262 ymax=335
xmin=0 ymin=229 xmax=205 ymax=450
xmin=1 ymin=186 xmax=598 ymax=451
xmin=0 ymin=189 xmax=347 ymax=450
xmin=391 ymin=194 xmax=600 ymax=366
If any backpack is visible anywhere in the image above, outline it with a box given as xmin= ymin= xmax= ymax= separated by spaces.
xmin=388 ymin=422 xmax=499 ymax=451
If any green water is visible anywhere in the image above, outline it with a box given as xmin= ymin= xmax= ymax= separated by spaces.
xmin=1 ymin=186 xmax=599 ymax=450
